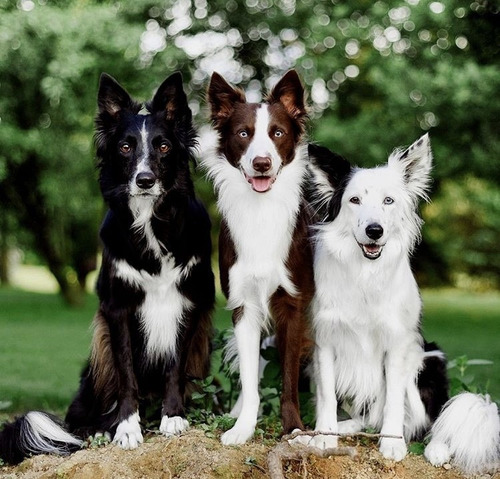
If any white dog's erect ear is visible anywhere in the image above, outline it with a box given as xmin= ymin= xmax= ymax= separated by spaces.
xmin=389 ymin=133 xmax=433 ymax=200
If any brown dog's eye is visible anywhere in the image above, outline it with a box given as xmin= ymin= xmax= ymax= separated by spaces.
xmin=159 ymin=142 xmax=170 ymax=154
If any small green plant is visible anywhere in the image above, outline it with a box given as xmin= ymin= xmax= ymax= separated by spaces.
xmin=408 ymin=441 xmax=426 ymax=456
xmin=84 ymin=434 xmax=111 ymax=449
xmin=448 ymin=355 xmax=493 ymax=396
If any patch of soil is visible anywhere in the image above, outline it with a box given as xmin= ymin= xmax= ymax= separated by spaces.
xmin=0 ymin=430 xmax=498 ymax=479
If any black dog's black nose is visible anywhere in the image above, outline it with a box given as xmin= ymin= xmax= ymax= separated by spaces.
xmin=366 ymin=223 xmax=383 ymax=240
xmin=136 ymin=171 xmax=156 ymax=189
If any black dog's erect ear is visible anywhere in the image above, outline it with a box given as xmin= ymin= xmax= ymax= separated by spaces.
xmin=97 ymin=73 xmax=136 ymax=117
xmin=150 ymin=72 xmax=191 ymax=122
xmin=308 ymin=143 xmax=351 ymax=189
xmin=308 ymin=143 xmax=352 ymax=221
xmin=207 ymin=72 xmax=246 ymax=126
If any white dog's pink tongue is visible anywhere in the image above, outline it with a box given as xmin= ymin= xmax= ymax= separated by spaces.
xmin=250 ymin=176 xmax=273 ymax=193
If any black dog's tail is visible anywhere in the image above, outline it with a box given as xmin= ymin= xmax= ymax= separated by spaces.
xmin=0 ymin=411 xmax=83 ymax=464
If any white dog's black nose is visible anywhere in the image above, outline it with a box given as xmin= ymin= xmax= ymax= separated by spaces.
xmin=366 ymin=223 xmax=383 ymax=240
xmin=136 ymin=171 xmax=156 ymax=189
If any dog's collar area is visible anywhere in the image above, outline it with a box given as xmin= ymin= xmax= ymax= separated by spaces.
xmin=358 ymin=242 xmax=384 ymax=260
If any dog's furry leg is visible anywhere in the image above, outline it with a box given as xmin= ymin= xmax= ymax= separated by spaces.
xmin=221 ymin=309 xmax=261 ymax=445
xmin=102 ymin=305 xmax=143 ymax=449
xmin=272 ymin=291 xmax=306 ymax=436
xmin=379 ymin=341 xmax=420 ymax=461
xmin=309 ymin=343 xmax=339 ymax=449
xmin=160 ymin=357 xmax=189 ymax=436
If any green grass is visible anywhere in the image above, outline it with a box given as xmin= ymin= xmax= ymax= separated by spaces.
xmin=421 ymin=289 xmax=500 ymax=399
xmin=0 ymin=287 xmax=499 ymax=419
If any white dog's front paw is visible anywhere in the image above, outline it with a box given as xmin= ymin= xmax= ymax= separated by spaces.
xmin=221 ymin=424 xmax=254 ymax=445
xmin=424 ymin=440 xmax=451 ymax=466
xmin=113 ymin=413 xmax=143 ymax=450
xmin=310 ymin=433 xmax=338 ymax=450
xmin=160 ymin=415 xmax=189 ymax=437
xmin=287 ymin=428 xmax=311 ymax=446
xmin=379 ymin=437 xmax=407 ymax=461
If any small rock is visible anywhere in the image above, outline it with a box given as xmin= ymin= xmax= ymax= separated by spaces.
xmin=442 ymin=463 xmax=452 ymax=470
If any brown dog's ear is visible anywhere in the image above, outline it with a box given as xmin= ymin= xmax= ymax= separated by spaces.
xmin=207 ymin=72 xmax=246 ymax=126
xmin=266 ymin=70 xmax=306 ymax=120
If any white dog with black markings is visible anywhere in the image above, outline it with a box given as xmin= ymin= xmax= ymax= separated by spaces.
xmin=304 ymin=135 xmax=499 ymax=475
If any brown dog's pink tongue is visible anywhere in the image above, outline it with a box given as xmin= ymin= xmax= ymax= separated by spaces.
xmin=250 ymin=176 xmax=273 ymax=193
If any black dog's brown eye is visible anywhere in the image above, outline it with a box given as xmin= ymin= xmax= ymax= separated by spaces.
xmin=120 ymin=143 xmax=131 ymax=154
xmin=159 ymin=142 xmax=170 ymax=154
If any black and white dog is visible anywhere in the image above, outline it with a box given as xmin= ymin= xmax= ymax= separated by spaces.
xmin=0 ymin=73 xmax=215 ymax=463
xmin=306 ymin=135 xmax=499 ymax=474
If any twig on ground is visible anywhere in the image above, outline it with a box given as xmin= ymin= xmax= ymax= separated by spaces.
xmin=267 ymin=442 xmax=357 ymax=479
xmin=266 ymin=430 xmax=403 ymax=479
xmin=282 ymin=429 xmax=403 ymax=442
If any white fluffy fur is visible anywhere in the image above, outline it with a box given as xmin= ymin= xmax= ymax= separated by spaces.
xmin=114 ymin=255 xmax=197 ymax=363
xmin=311 ymin=135 xmax=500 ymax=474
xmin=113 ymin=412 xmax=143 ymax=450
xmin=23 ymin=412 xmax=82 ymax=455
xmin=311 ymin=135 xmax=433 ymax=459
xmin=159 ymin=415 xmax=189 ymax=437
xmin=425 ymin=393 xmax=500 ymax=474
xmin=202 ymin=107 xmax=309 ymax=445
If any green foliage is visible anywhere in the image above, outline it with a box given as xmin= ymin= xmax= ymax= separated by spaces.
xmin=1 ymin=0 xmax=499 ymax=293
xmin=424 ymin=177 xmax=500 ymax=290
xmin=408 ymin=441 xmax=426 ymax=456
xmin=448 ymin=355 xmax=494 ymax=396
xmin=84 ymin=434 xmax=111 ymax=450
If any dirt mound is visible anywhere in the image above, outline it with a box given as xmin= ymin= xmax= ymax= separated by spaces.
xmin=0 ymin=429 xmax=497 ymax=479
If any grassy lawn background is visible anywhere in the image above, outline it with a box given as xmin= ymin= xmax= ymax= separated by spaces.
xmin=0 ymin=285 xmax=498 ymax=419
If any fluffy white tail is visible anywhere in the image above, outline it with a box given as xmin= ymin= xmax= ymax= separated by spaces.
xmin=424 ymin=393 xmax=500 ymax=474
xmin=0 ymin=411 xmax=83 ymax=464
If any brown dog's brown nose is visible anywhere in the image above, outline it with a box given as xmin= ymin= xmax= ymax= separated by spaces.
xmin=252 ymin=156 xmax=272 ymax=173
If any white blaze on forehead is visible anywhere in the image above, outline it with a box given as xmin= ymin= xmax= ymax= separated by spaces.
xmin=242 ymin=105 xmax=281 ymax=175
xmin=136 ymin=119 xmax=151 ymax=174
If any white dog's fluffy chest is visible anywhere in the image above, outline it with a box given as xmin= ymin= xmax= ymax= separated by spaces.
xmin=212 ymin=147 xmax=308 ymax=323
xmin=114 ymin=255 xmax=197 ymax=361
xmin=313 ymin=230 xmax=422 ymax=411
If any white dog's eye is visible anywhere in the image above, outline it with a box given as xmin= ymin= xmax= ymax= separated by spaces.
xmin=384 ymin=197 xmax=394 ymax=205
xmin=238 ymin=130 xmax=248 ymax=138
xmin=349 ymin=196 xmax=361 ymax=205
xmin=274 ymin=129 xmax=284 ymax=138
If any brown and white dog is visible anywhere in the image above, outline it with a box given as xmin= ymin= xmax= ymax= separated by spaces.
xmin=204 ymin=71 xmax=314 ymax=444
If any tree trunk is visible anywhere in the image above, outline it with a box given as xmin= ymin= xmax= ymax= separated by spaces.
xmin=0 ymin=213 xmax=11 ymax=286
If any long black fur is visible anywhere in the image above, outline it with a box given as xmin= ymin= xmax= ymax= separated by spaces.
xmin=0 ymin=73 xmax=215 ymax=464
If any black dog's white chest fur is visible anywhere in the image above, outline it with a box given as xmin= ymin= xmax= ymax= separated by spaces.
xmin=114 ymin=253 xmax=197 ymax=362
xmin=115 ymin=197 xmax=198 ymax=362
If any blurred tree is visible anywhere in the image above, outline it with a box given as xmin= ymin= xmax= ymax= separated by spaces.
xmin=0 ymin=1 xmax=155 ymax=304
xmin=0 ymin=0 xmax=498 ymax=297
